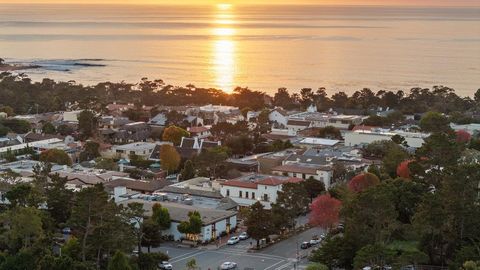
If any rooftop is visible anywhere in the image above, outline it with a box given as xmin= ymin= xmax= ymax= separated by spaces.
xmin=119 ymin=198 xmax=236 ymax=225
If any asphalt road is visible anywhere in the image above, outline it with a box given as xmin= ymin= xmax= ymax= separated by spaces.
xmin=152 ymin=226 xmax=325 ymax=270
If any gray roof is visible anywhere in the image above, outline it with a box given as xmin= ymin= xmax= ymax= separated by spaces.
xmin=161 ymin=185 xmax=223 ymax=199
xmin=120 ymin=199 xmax=236 ymax=225
xmin=284 ymin=154 xmax=328 ymax=166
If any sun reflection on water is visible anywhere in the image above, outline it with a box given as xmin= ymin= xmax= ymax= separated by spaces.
xmin=211 ymin=4 xmax=236 ymax=93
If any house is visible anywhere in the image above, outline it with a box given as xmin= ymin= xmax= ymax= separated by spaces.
xmin=286 ymin=120 xmax=311 ymax=136
xmin=271 ymin=164 xmax=332 ymax=188
xmin=220 ymin=174 xmax=303 ymax=209
xmin=288 ymin=111 xmax=364 ymax=130
xmin=177 ymin=137 xmax=221 ymax=159
xmin=111 ymin=142 xmax=159 ymax=159
xmin=113 ymin=122 xmax=151 ymax=143
xmin=187 ymin=126 xmax=211 ymax=139
xmin=148 ymin=112 xmax=167 ymax=127
xmin=344 ymin=129 xmax=429 ymax=148
xmin=62 ymin=110 xmax=83 ymax=123
xmin=295 ymin=137 xmax=341 ymax=148
xmin=104 ymin=178 xmax=168 ymax=194
xmin=106 ymin=103 xmax=135 ymax=116
xmin=269 ymin=108 xmax=288 ymax=127
xmin=116 ymin=190 xmax=237 ymax=242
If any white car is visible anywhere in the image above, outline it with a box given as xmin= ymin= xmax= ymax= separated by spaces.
xmin=309 ymin=238 xmax=321 ymax=245
xmin=220 ymin=262 xmax=238 ymax=269
xmin=158 ymin=261 xmax=173 ymax=270
xmin=227 ymin=236 xmax=240 ymax=245
xmin=239 ymin=232 xmax=249 ymax=240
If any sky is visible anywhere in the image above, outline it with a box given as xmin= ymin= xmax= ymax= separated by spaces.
xmin=1 ymin=0 xmax=479 ymax=6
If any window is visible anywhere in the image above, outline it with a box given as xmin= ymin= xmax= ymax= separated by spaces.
xmin=263 ymin=194 xmax=269 ymax=202
xmin=293 ymin=173 xmax=297 ymax=177
xmin=130 ymin=151 xmax=135 ymax=155
xmin=246 ymin=191 xmax=249 ymax=198
xmin=239 ymin=191 xmax=243 ymax=198
xmin=252 ymin=192 xmax=255 ymax=199
xmin=302 ymin=173 xmax=306 ymax=179
xmin=226 ymin=189 xmax=230 ymax=196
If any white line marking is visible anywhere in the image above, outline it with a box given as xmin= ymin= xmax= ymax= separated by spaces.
xmin=170 ymin=251 xmax=206 ymax=263
xmin=264 ymin=260 xmax=288 ymax=270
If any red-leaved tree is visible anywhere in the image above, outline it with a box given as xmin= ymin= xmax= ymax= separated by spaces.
xmin=347 ymin=172 xmax=380 ymax=193
xmin=456 ymin=130 xmax=472 ymax=144
xmin=309 ymin=194 xmax=342 ymax=229
xmin=396 ymin=160 xmax=413 ymax=179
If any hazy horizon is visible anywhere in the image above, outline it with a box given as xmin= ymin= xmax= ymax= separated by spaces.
xmin=1 ymin=0 xmax=480 ymax=7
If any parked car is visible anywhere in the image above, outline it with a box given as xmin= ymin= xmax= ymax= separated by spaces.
xmin=158 ymin=261 xmax=173 ymax=270
xmin=220 ymin=262 xmax=238 ymax=269
xmin=239 ymin=232 xmax=249 ymax=240
xmin=300 ymin=241 xmax=311 ymax=249
xmin=309 ymin=238 xmax=321 ymax=246
xmin=227 ymin=236 xmax=240 ymax=245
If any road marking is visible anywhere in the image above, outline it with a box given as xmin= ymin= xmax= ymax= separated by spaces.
xmin=264 ymin=260 xmax=288 ymax=270
xmin=169 ymin=249 xmax=202 ymax=260
xmin=275 ymin=262 xmax=293 ymax=270
xmin=212 ymin=250 xmax=286 ymax=260
xmin=170 ymin=251 xmax=206 ymax=263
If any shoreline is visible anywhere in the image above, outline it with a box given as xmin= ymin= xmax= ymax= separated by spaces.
xmin=0 ymin=64 xmax=41 ymax=72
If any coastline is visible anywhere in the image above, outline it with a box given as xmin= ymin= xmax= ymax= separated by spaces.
xmin=0 ymin=64 xmax=41 ymax=72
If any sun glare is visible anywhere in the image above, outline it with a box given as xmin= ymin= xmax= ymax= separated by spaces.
xmin=217 ymin=3 xmax=232 ymax=10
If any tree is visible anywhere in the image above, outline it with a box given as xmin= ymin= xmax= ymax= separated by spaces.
xmin=353 ymin=243 xmax=394 ymax=270
xmin=309 ymin=194 xmax=342 ymax=229
xmin=347 ymin=172 xmax=380 ymax=193
xmin=306 ymin=263 xmax=328 ymax=270
xmin=5 ymin=183 xmax=40 ymax=208
xmin=185 ymin=258 xmax=198 ymax=270
xmin=177 ymin=211 xmax=202 ymax=241
xmin=382 ymin=145 xmax=409 ymax=178
xmin=108 ymin=251 xmax=132 ymax=270
xmin=46 ymin=173 xmax=73 ymax=224
xmin=272 ymin=182 xmax=309 ymax=229
xmin=246 ymin=202 xmax=274 ymax=248
xmin=162 ymin=125 xmax=189 ymax=146
xmin=69 ymin=184 xmax=134 ymax=263
xmin=95 ymin=158 xmax=118 ymax=171
xmin=303 ymin=177 xmax=325 ymax=202
xmin=159 ymin=144 xmax=180 ymax=174
xmin=180 ymin=160 xmax=195 ymax=180
xmin=152 ymin=203 xmax=171 ymax=231
xmin=226 ymin=135 xmax=253 ymax=156
xmin=0 ymin=207 xmax=44 ymax=251
xmin=141 ymin=219 xmax=162 ymax=253
xmin=79 ymin=141 xmax=100 ymax=162
xmin=240 ymin=107 xmax=253 ymax=119
xmin=273 ymin=87 xmax=294 ymax=109
xmin=137 ymin=253 xmax=169 ymax=270
xmin=195 ymin=146 xmax=230 ymax=178
xmin=456 ymin=130 xmax=472 ymax=144
xmin=317 ymin=126 xmax=342 ymax=140
xmin=42 ymin=122 xmax=56 ymax=134
xmin=419 ymin=111 xmax=450 ymax=133
xmin=78 ymin=110 xmax=97 ymax=138
xmin=57 ymin=124 xmax=74 ymax=136
xmin=40 ymin=149 xmax=72 ymax=165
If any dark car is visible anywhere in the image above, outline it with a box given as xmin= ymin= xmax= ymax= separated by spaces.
xmin=300 ymin=241 xmax=311 ymax=249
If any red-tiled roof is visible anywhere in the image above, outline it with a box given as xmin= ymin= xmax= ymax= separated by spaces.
xmin=285 ymin=177 xmax=304 ymax=184
xmin=188 ymin=126 xmax=209 ymax=133
xmin=256 ymin=177 xmax=284 ymax=186
xmin=222 ymin=180 xmax=257 ymax=189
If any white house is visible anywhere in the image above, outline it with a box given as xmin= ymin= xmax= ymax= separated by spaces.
xmin=220 ymin=176 xmax=303 ymax=209
xmin=119 ymin=198 xmax=237 ymax=243
xmin=344 ymin=129 xmax=429 ymax=148
xmin=187 ymin=126 xmax=211 ymax=139
xmin=62 ymin=110 xmax=83 ymax=123
xmin=111 ymin=142 xmax=159 ymax=159
xmin=269 ymin=108 xmax=288 ymax=127
xmin=271 ymin=164 xmax=332 ymax=189
xmin=286 ymin=119 xmax=312 ymax=136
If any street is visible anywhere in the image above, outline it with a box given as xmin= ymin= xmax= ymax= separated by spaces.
xmin=152 ymin=226 xmax=325 ymax=270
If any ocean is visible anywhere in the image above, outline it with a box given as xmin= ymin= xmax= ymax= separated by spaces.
xmin=0 ymin=4 xmax=479 ymax=96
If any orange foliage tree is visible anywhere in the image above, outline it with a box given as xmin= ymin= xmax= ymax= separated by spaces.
xmin=309 ymin=194 xmax=342 ymax=229
xmin=456 ymin=130 xmax=471 ymax=144
xmin=347 ymin=172 xmax=380 ymax=193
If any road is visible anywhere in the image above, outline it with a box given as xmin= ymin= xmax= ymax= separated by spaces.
xmin=152 ymin=226 xmax=325 ymax=270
